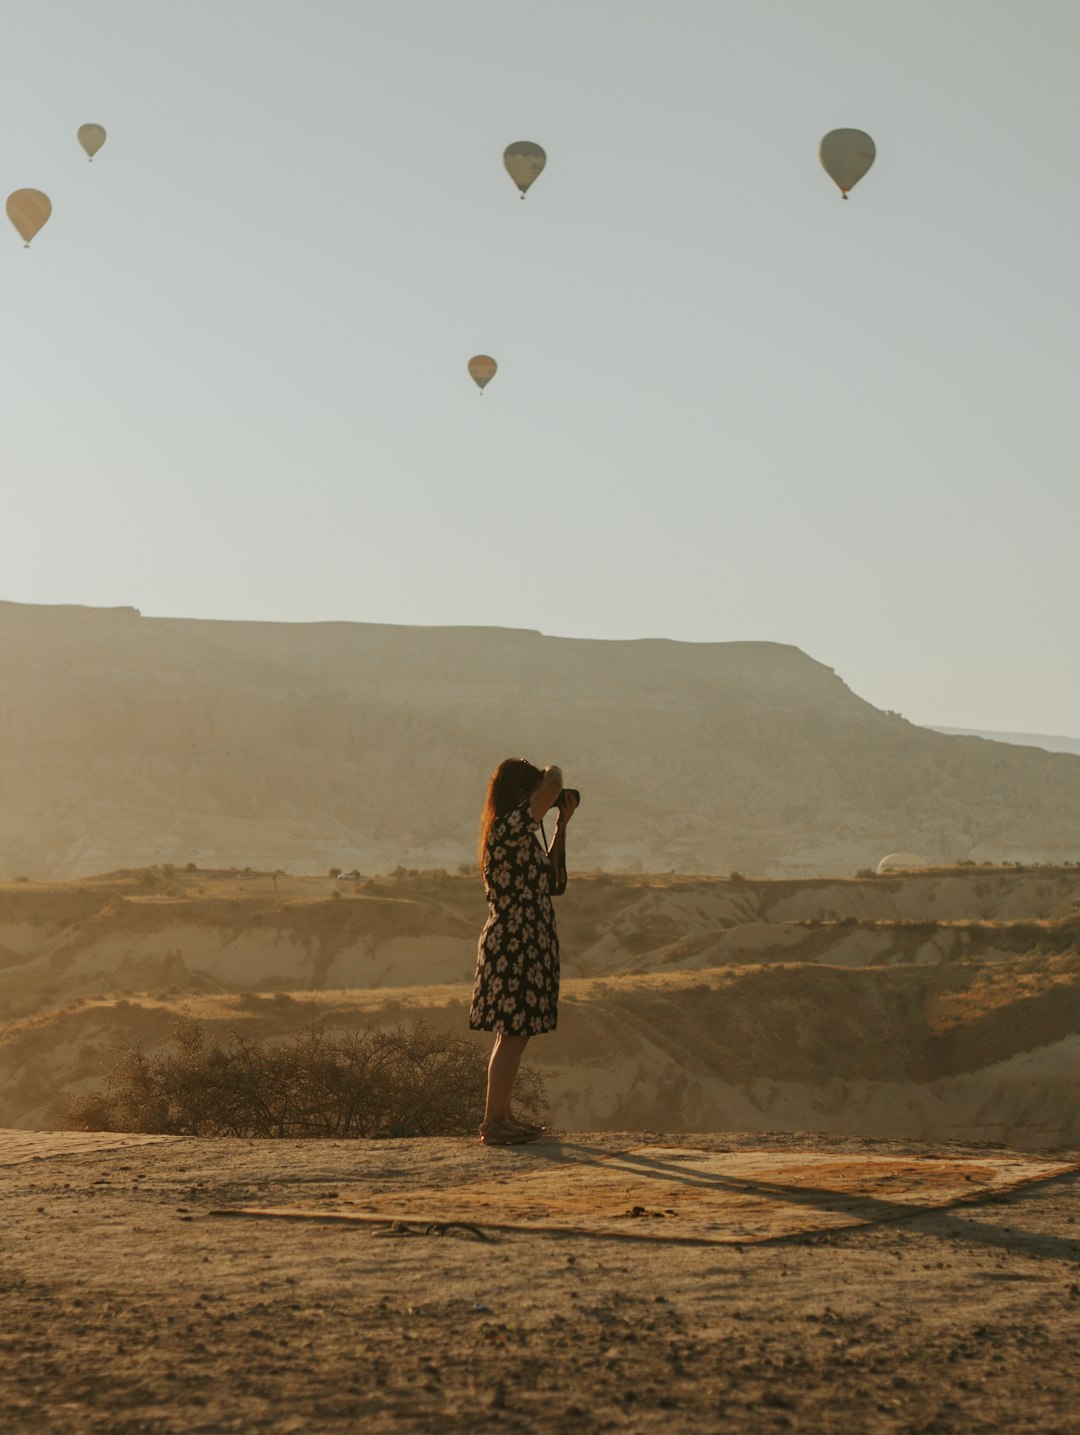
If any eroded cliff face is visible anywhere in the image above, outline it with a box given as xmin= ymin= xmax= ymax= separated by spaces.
xmin=3 ymin=868 xmax=1079 ymax=1146
xmin=1 ymin=601 xmax=1077 ymax=878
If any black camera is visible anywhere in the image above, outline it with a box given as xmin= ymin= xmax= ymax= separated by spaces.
xmin=557 ymin=788 xmax=581 ymax=808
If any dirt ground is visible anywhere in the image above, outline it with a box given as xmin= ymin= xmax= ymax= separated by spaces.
xmin=3 ymin=1129 xmax=1080 ymax=1434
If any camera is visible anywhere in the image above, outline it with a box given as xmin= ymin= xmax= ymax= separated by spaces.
xmin=557 ymin=788 xmax=581 ymax=809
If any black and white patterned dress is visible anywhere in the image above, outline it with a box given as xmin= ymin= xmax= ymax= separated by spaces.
xmin=469 ymin=799 xmax=560 ymax=1035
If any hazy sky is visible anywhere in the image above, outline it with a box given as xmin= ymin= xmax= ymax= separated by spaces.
xmin=2 ymin=0 xmax=1077 ymax=734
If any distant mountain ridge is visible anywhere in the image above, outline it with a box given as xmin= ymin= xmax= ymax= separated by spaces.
xmin=1 ymin=600 xmax=1077 ymax=878
xmin=929 ymin=727 xmax=1080 ymax=759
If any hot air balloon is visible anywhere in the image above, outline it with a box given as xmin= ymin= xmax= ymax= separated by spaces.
xmin=6 ymin=190 xmax=52 ymax=247
xmin=468 ymin=355 xmax=497 ymax=392
xmin=77 ymin=124 xmax=107 ymax=161
xmin=819 ymin=129 xmax=875 ymax=199
xmin=503 ymin=142 xmax=546 ymax=199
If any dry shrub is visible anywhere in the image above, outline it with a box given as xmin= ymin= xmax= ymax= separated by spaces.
xmin=61 ymin=1018 xmax=546 ymax=1140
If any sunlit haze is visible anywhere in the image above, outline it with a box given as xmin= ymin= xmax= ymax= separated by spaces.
xmin=2 ymin=0 xmax=1077 ymax=734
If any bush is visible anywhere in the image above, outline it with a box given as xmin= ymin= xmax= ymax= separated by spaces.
xmin=856 ymin=868 xmax=875 ymax=879
xmin=60 ymin=1018 xmax=547 ymax=1140
xmin=328 ymin=867 xmax=341 ymax=879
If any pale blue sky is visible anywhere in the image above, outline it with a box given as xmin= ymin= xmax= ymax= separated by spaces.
xmin=2 ymin=0 xmax=1077 ymax=733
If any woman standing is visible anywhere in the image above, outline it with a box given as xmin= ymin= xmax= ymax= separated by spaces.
xmin=469 ymin=758 xmax=577 ymax=1145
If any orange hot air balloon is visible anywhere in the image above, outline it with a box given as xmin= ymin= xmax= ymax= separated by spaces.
xmin=6 ymin=190 xmax=52 ymax=247
xmin=78 ymin=123 xmax=107 ymax=160
xmin=468 ymin=355 xmax=497 ymax=392
xmin=503 ymin=142 xmax=546 ymax=199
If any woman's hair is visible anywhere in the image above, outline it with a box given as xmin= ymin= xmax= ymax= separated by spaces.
xmin=478 ymin=758 xmax=542 ymax=873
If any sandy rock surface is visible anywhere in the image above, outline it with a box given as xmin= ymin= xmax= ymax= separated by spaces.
xmin=4 ymin=868 xmax=1079 ymax=1146
xmin=4 ymin=1129 xmax=1080 ymax=1434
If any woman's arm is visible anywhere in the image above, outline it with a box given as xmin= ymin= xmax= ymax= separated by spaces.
xmin=546 ymin=790 xmax=578 ymax=895
xmin=546 ymin=789 xmax=578 ymax=842
xmin=546 ymin=819 xmax=566 ymax=892
xmin=529 ymin=765 xmax=564 ymax=821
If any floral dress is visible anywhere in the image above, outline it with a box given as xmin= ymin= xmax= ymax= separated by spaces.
xmin=469 ymin=799 xmax=560 ymax=1035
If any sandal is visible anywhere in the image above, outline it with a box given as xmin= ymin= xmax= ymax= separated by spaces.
xmin=507 ymin=1116 xmax=546 ymax=1138
xmin=479 ymin=1119 xmax=540 ymax=1146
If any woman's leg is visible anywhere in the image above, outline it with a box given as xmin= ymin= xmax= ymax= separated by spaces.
xmin=483 ymin=1032 xmax=530 ymax=1127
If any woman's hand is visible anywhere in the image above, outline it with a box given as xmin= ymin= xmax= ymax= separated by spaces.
xmin=557 ymin=789 xmax=579 ymax=823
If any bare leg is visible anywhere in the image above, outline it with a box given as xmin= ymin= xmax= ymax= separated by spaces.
xmin=483 ymin=1032 xmax=530 ymax=1127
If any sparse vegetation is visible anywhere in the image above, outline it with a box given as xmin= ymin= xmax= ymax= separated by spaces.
xmin=5 ymin=865 xmax=1079 ymax=1140
xmin=328 ymin=867 xmax=341 ymax=879
xmin=61 ymin=1018 xmax=547 ymax=1140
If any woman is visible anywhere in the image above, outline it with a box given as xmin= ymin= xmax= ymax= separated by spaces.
xmin=469 ymin=758 xmax=577 ymax=1146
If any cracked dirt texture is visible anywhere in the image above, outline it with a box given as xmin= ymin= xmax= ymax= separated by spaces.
xmin=3 ymin=1129 xmax=1080 ymax=1434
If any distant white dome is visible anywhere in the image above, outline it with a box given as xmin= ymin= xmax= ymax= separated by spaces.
xmin=876 ymin=851 xmax=929 ymax=874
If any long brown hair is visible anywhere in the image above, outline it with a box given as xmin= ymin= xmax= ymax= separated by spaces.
xmin=478 ymin=758 xmax=542 ymax=874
